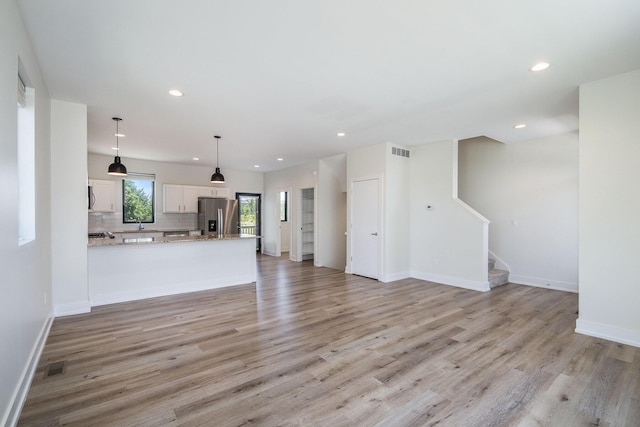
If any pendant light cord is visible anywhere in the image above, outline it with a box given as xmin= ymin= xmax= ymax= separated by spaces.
xmin=215 ymin=135 xmax=221 ymax=168
xmin=115 ymin=120 xmax=119 ymax=154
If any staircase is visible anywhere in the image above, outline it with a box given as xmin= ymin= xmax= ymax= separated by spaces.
xmin=488 ymin=259 xmax=509 ymax=288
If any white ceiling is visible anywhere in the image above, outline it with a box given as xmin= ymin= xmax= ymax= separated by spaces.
xmin=17 ymin=0 xmax=640 ymax=172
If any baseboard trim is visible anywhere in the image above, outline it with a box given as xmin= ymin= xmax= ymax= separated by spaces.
xmin=509 ymin=274 xmax=578 ymax=293
xmin=3 ymin=312 xmax=54 ymax=427
xmin=411 ymin=271 xmax=490 ymax=292
xmin=576 ymin=318 xmax=640 ymax=348
xmin=380 ymin=271 xmax=411 ymax=283
xmin=262 ymin=249 xmax=277 ymax=257
xmin=53 ymin=301 xmax=92 ymax=317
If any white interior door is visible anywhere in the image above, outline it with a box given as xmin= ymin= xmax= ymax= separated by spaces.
xmin=351 ymin=178 xmax=380 ymax=279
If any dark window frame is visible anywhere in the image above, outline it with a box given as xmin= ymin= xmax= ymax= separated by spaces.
xmin=122 ymin=174 xmax=156 ymax=224
xmin=280 ymin=191 xmax=289 ymax=222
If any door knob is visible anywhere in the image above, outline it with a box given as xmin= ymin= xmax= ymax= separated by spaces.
xmin=371 ymin=232 xmax=378 ymax=236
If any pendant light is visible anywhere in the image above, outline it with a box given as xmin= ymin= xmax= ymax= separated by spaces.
xmin=107 ymin=117 xmax=127 ymax=176
xmin=210 ymin=135 xmax=225 ymax=183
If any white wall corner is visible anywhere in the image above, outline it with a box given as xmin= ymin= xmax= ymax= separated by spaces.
xmin=53 ymin=301 xmax=91 ymax=317
xmin=410 ymin=270 xmax=491 ymax=292
xmin=380 ymin=271 xmax=411 ymax=283
xmin=4 ymin=314 xmax=54 ymax=427
xmin=452 ymin=139 xmax=459 ymax=199
xmin=262 ymin=249 xmax=277 ymax=257
xmin=576 ymin=318 xmax=640 ymax=348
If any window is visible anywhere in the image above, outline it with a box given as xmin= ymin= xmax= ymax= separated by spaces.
xmin=280 ymin=191 xmax=289 ymax=222
xmin=18 ymin=65 xmax=35 ymax=245
xmin=123 ymin=173 xmax=155 ymax=223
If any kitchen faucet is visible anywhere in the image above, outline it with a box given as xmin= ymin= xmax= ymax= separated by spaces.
xmin=138 ymin=219 xmax=144 ymax=231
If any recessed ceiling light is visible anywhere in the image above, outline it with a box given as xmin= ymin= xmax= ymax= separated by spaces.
xmin=254 ymin=164 xmax=260 ymax=168
xmin=530 ymin=62 xmax=550 ymax=72
xmin=514 ymin=124 xmax=526 ymax=129
xmin=111 ymin=147 xmax=118 ymax=150
xmin=169 ymin=89 xmax=184 ymax=97
xmin=114 ymin=133 xmax=125 ymax=137
xmin=337 ymin=132 xmax=346 ymax=137
xmin=277 ymin=158 xmax=284 ymax=161
xmin=192 ymin=157 xmax=199 ymax=161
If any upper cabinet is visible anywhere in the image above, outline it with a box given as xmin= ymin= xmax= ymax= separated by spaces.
xmin=183 ymin=186 xmax=200 ymax=212
xmin=89 ymin=179 xmax=115 ymax=212
xmin=164 ymin=184 xmax=229 ymax=213
xmin=198 ymin=186 xmax=230 ymax=199
xmin=164 ymin=184 xmax=199 ymax=213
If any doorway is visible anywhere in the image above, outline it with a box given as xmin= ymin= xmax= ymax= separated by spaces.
xmin=351 ymin=178 xmax=380 ymax=279
xmin=299 ymin=188 xmax=315 ymax=261
xmin=236 ymin=193 xmax=261 ymax=251
xmin=278 ymin=189 xmax=292 ymax=257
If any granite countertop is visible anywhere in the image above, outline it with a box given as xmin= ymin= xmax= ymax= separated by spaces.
xmin=88 ymin=234 xmax=257 ymax=247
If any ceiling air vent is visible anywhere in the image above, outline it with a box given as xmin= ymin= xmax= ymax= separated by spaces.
xmin=391 ymin=146 xmax=410 ymax=158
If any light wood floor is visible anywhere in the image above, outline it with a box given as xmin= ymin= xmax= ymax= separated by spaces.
xmin=19 ymin=255 xmax=640 ymax=426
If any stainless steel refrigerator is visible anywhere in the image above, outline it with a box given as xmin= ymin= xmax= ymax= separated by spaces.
xmin=198 ymin=197 xmax=239 ymax=236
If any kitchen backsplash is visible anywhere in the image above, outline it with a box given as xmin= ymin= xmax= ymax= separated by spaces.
xmin=89 ymin=212 xmax=198 ymax=233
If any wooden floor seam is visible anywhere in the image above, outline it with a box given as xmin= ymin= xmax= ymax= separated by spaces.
xmin=18 ymin=254 xmax=640 ymax=426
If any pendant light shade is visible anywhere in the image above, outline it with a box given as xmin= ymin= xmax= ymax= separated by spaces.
xmin=108 ymin=156 xmax=127 ymax=176
xmin=210 ymin=135 xmax=225 ymax=183
xmin=108 ymin=117 xmax=127 ymax=176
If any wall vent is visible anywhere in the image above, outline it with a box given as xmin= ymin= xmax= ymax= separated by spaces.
xmin=391 ymin=146 xmax=410 ymax=158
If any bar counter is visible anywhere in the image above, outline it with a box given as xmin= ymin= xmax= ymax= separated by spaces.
xmin=88 ymin=233 xmax=256 ymax=247
xmin=88 ymin=234 xmax=257 ymax=306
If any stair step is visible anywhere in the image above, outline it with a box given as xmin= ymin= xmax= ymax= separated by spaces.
xmin=488 ymin=258 xmax=496 ymax=270
xmin=489 ymin=268 xmax=509 ymax=288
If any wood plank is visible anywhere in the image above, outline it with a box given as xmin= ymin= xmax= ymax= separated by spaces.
xmin=18 ymin=255 xmax=640 ymax=426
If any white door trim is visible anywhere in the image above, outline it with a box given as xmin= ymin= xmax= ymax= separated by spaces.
xmin=348 ymin=175 xmax=384 ymax=280
xmin=275 ymin=187 xmax=292 ymax=258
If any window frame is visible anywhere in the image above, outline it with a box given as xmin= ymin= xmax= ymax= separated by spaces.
xmin=122 ymin=173 xmax=156 ymax=224
xmin=280 ymin=191 xmax=289 ymax=222
xmin=17 ymin=67 xmax=36 ymax=245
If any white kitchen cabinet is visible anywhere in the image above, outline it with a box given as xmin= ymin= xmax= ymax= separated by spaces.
xmin=198 ymin=186 xmax=215 ymax=197
xmin=214 ymin=187 xmax=230 ymax=199
xmin=163 ymin=184 xmax=199 ymax=213
xmin=198 ymin=186 xmax=230 ymax=199
xmin=183 ymin=186 xmax=199 ymax=213
xmin=163 ymin=184 xmax=183 ymax=213
xmin=89 ymin=179 xmax=116 ymax=212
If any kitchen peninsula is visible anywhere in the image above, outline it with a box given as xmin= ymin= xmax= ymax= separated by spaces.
xmin=88 ymin=234 xmax=257 ymax=306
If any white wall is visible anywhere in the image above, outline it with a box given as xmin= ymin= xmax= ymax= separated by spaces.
xmin=88 ymin=154 xmax=264 ymax=232
xmin=384 ymin=144 xmax=411 ymax=281
xmin=0 ymin=1 xmax=53 ymax=424
xmin=51 ymin=101 xmax=90 ymax=316
xmin=458 ymin=133 xmax=579 ymax=292
xmin=317 ymin=154 xmax=347 ymax=270
xmin=410 ymin=140 xmax=490 ymax=291
xmin=263 ymin=162 xmax=318 ymax=259
xmin=577 ymin=69 xmax=640 ymax=348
